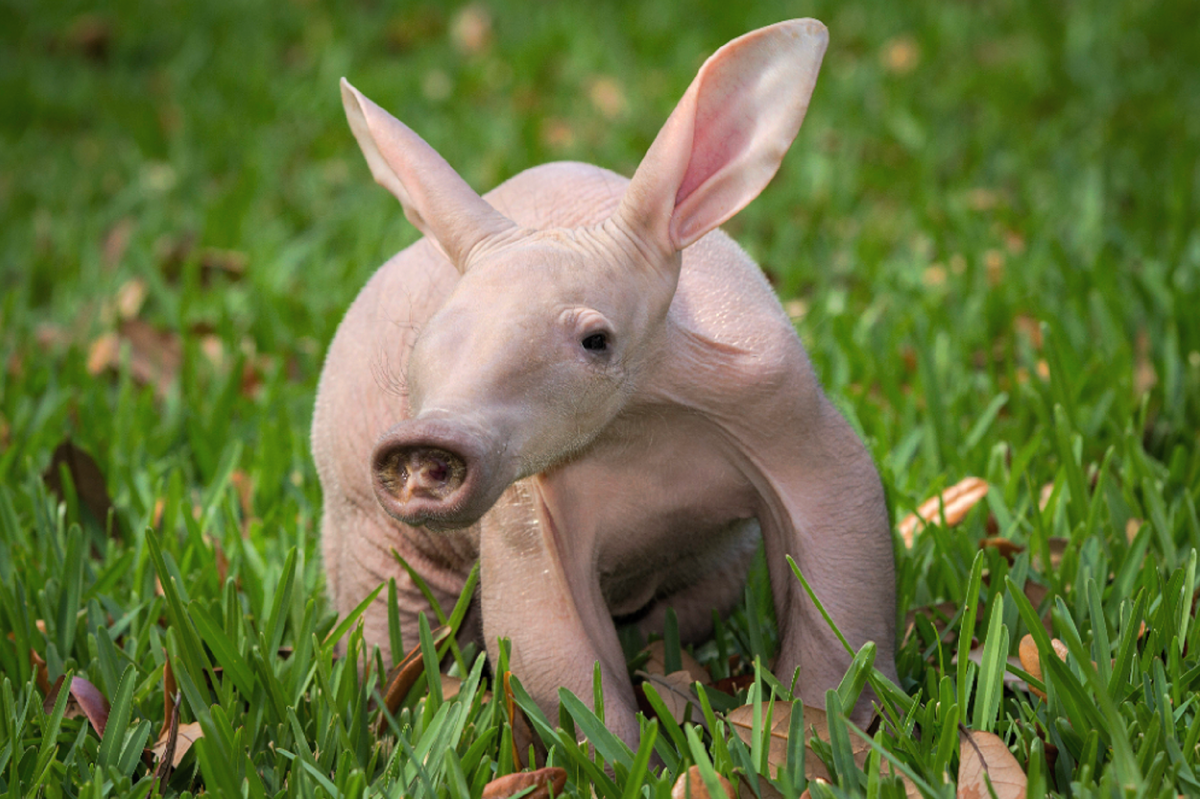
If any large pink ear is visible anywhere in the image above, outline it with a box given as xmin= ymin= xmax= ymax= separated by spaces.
xmin=341 ymin=79 xmax=515 ymax=270
xmin=616 ymin=19 xmax=828 ymax=253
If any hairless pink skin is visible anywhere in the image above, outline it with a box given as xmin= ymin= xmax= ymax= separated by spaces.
xmin=313 ymin=19 xmax=897 ymax=746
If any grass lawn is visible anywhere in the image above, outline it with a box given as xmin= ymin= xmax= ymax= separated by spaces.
xmin=2 ymin=0 xmax=1199 ymax=796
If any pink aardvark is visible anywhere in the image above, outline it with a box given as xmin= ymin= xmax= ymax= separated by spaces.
xmin=313 ymin=18 xmax=897 ymax=745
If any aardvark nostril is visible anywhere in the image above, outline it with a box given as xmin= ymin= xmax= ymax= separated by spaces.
xmin=385 ymin=447 xmax=466 ymax=502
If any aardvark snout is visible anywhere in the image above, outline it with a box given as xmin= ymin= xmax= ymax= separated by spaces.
xmin=371 ymin=421 xmax=498 ymax=529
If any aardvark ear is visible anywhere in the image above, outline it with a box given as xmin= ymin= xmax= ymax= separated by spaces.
xmin=341 ymin=78 xmax=515 ymax=271
xmin=616 ymin=19 xmax=828 ymax=253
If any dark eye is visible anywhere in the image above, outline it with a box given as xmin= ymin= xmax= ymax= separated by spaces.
xmin=581 ymin=332 xmax=609 ymax=353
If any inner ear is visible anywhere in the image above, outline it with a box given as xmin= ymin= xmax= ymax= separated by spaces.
xmin=614 ymin=19 xmax=829 ymax=253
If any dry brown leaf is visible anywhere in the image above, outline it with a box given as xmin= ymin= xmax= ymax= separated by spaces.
xmin=1125 ymin=518 xmax=1143 ymax=544
xmin=979 ymin=537 xmax=1024 ymax=563
xmin=728 ymin=703 xmax=867 ymax=781
xmin=150 ymin=721 xmax=203 ymax=768
xmin=199 ymin=248 xmax=247 ymax=280
xmin=640 ymin=671 xmax=705 ymax=727
xmin=30 ymin=648 xmax=51 ymax=696
xmin=501 ymin=670 xmax=542 ymax=769
xmin=102 ymin=217 xmax=136 ymax=268
xmin=1017 ymin=634 xmax=1068 ymax=700
xmin=672 ymin=765 xmax=735 ymax=799
xmin=86 ymin=319 xmax=183 ymax=397
xmin=450 ymin=4 xmax=491 ymax=54
xmin=588 ymin=76 xmax=627 ymax=120
xmin=728 ymin=703 xmax=917 ymax=795
xmin=120 ymin=319 xmax=182 ymax=396
xmin=715 ymin=673 xmax=756 ymax=696
xmin=540 ymin=118 xmax=576 ymax=151
xmin=641 ymin=640 xmax=713 ymax=686
xmin=115 ymin=278 xmax=148 ymax=320
xmin=62 ymin=13 xmax=112 ymax=61
xmin=1013 ymin=316 xmax=1043 ymax=350
xmin=482 ymin=767 xmax=567 ymax=799
xmin=958 ymin=730 xmax=1027 ymax=798
xmin=1032 ymin=538 xmax=1069 ymax=572
xmin=44 ymin=675 xmax=109 ymax=736
xmin=378 ymin=625 xmax=452 ymax=718
xmin=162 ymin=659 xmax=177 ymax=733
xmin=42 ymin=440 xmax=116 ymax=534
xmin=1134 ymin=330 xmax=1157 ymax=395
xmin=881 ymin=35 xmax=920 ymax=74
xmin=737 ymin=779 xmax=786 ymax=799
xmin=1037 ymin=482 xmax=1055 ymax=511
xmin=438 ymin=673 xmax=492 ymax=703
xmin=87 ymin=333 xmax=120 ymax=376
xmin=903 ymin=599 xmax=962 ymax=646
xmin=899 ymin=477 xmax=990 ymax=547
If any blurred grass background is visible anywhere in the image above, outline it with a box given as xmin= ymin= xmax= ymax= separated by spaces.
xmin=4 ymin=0 xmax=1198 ymax=489
xmin=3 ymin=0 xmax=1200 ymax=794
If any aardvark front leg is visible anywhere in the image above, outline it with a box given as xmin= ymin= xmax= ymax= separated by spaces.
xmin=753 ymin=397 xmax=897 ymax=723
xmin=479 ymin=482 xmax=642 ymax=747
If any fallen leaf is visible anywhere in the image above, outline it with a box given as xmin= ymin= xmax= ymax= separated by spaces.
xmin=958 ymin=730 xmax=1027 ymax=798
xmin=1017 ymin=634 xmax=1068 ymax=700
xmin=540 ymin=118 xmax=576 ymax=150
xmin=588 ymin=76 xmax=627 ymax=120
xmin=450 ymin=4 xmax=491 ymax=54
xmin=641 ymin=640 xmax=713 ymax=685
xmin=150 ymin=720 xmax=203 ymax=769
xmin=899 ymin=477 xmax=990 ymax=547
xmin=672 ymin=765 xmax=735 ymax=799
xmin=437 ymin=673 xmax=491 ymax=702
xmin=985 ymin=249 xmax=1005 ymax=286
xmin=1032 ymin=538 xmax=1069 ymax=572
xmin=61 ymin=14 xmax=112 ymax=62
xmin=966 ymin=188 xmax=1000 ymax=212
xmin=903 ymin=599 xmax=962 ymax=646
xmin=378 ymin=625 xmax=452 ymax=718
xmin=115 ymin=278 xmax=148 ymax=320
xmin=30 ymin=648 xmax=51 ymax=695
xmin=1134 ymin=329 xmax=1157 ymax=395
xmin=979 ymin=537 xmax=1024 ymax=563
xmin=86 ymin=320 xmax=182 ymax=398
xmin=36 ymin=323 xmax=72 ymax=351
xmin=87 ymin=333 xmax=120 ymax=376
xmin=119 ymin=319 xmax=182 ymax=396
xmin=500 ymin=671 xmax=542 ymax=769
xmin=714 ymin=674 xmax=756 ymax=696
xmin=198 ymin=248 xmax=247 ymax=280
xmin=482 ymin=767 xmax=567 ymax=799
xmin=1013 ymin=317 xmax=1043 ymax=350
xmin=44 ymin=675 xmax=110 ymax=736
xmin=727 ymin=703 xmax=918 ymax=796
xmin=728 ymin=703 xmax=863 ymax=780
xmin=923 ymin=264 xmax=947 ymax=287
xmin=639 ymin=671 xmax=705 ymax=727
xmin=162 ymin=659 xmax=177 ymax=733
xmin=103 ymin=217 xmax=136 ymax=268
xmin=42 ymin=440 xmax=117 ymax=534
xmin=881 ymin=35 xmax=920 ymax=74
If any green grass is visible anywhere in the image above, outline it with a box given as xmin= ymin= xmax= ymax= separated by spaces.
xmin=2 ymin=0 xmax=1200 ymax=795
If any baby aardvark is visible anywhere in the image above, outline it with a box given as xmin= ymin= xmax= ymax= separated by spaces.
xmin=313 ymin=19 xmax=897 ymax=745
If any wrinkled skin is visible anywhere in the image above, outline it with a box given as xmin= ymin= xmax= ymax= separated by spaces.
xmin=312 ymin=19 xmax=897 ymax=747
